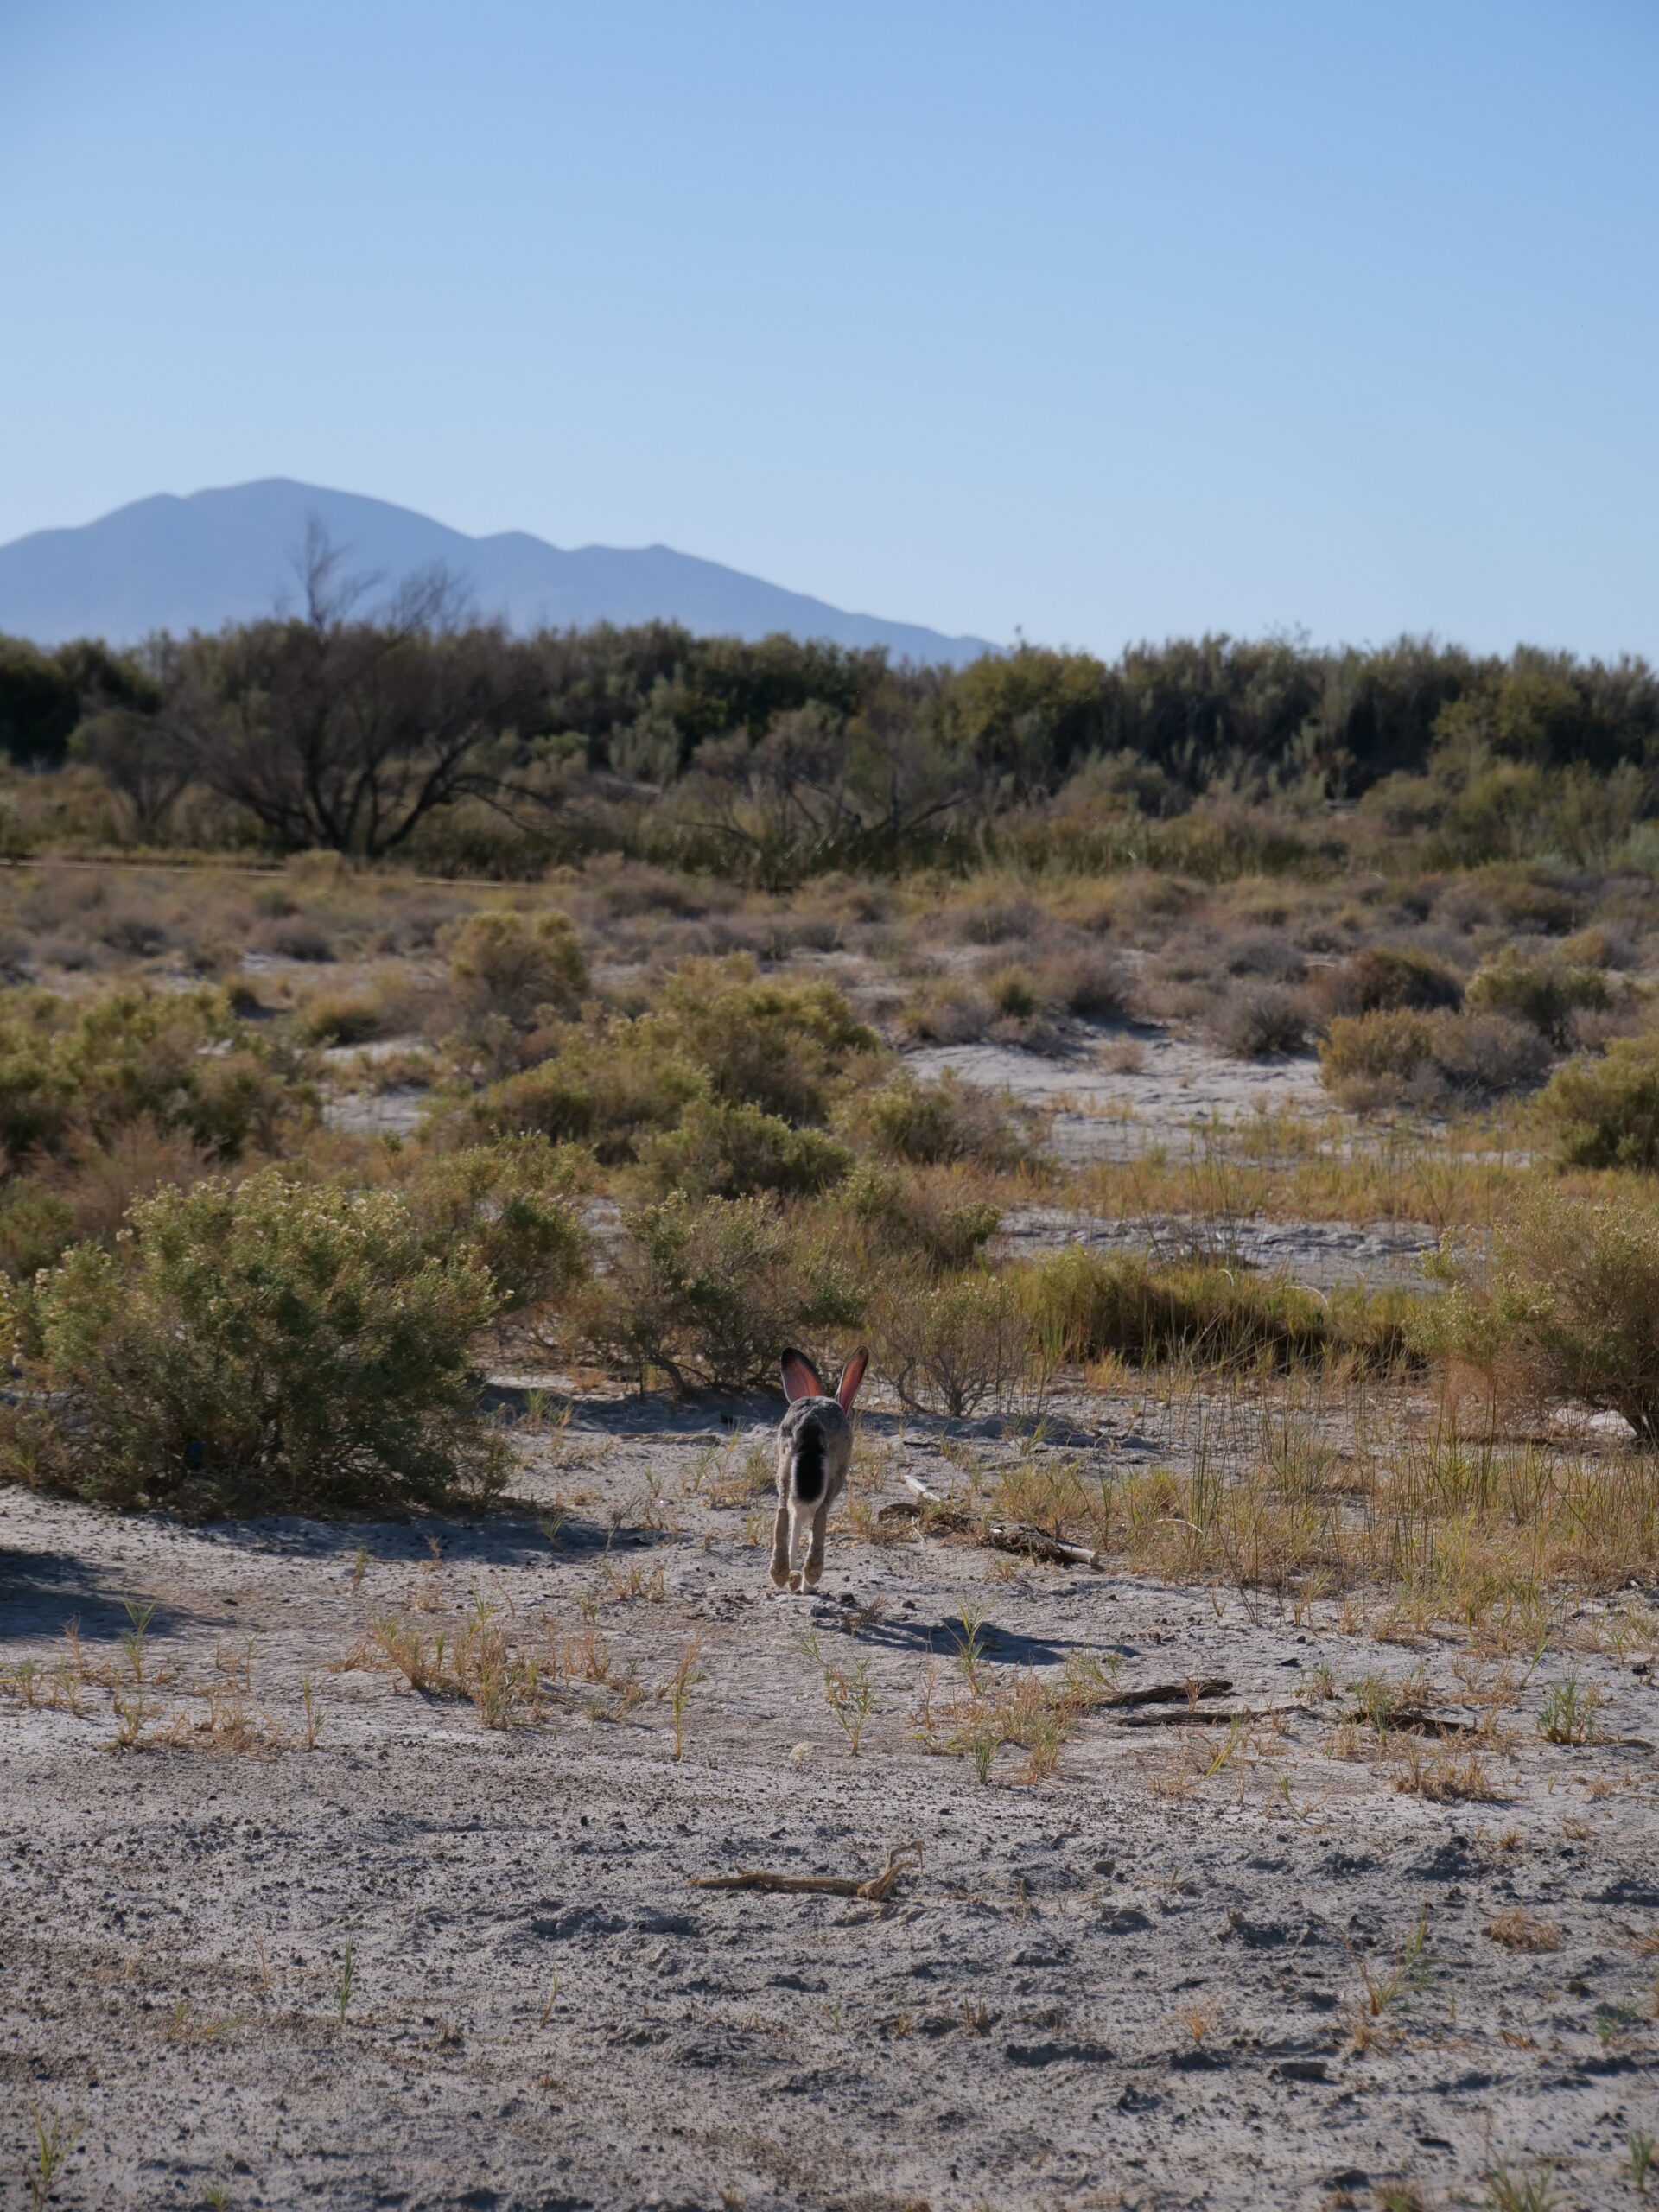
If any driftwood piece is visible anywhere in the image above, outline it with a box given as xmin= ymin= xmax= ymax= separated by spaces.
xmin=1338 ymin=1704 xmax=1480 ymax=1738
xmin=1098 ymin=1678 xmax=1233 ymax=1710
xmin=689 ymin=1840 xmax=924 ymax=1902
xmin=1115 ymin=1706 xmax=1268 ymax=1729
xmin=887 ymin=1473 xmax=1103 ymax=1570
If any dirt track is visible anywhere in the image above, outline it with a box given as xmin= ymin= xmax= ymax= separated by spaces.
xmin=4 ymin=1394 xmax=1657 ymax=2212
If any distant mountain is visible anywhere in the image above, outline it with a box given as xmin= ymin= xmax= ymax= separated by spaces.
xmin=0 ymin=480 xmax=994 ymax=665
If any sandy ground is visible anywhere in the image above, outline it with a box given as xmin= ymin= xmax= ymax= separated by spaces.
xmin=991 ymin=1207 xmax=1439 ymax=1294
xmin=4 ymin=1390 xmax=1658 ymax=2212
xmin=902 ymin=1034 xmax=1326 ymax=1166
xmin=320 ymin=1018 xmax=1332 ymax=1157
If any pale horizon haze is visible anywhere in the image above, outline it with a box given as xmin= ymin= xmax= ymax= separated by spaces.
xmin=3 ymin=0 xmax=1657 ymax=660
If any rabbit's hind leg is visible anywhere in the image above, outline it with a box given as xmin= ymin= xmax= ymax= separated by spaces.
xmin=785 ymin=1500 xmax=816 ymax=1592
xmin=769 ymin=1499 xmax=791 ymax=1590
xmin=801 ymin=1502 xmax=831 ymax=1590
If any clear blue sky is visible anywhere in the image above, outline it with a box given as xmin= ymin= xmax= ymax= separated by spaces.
xmin=3 ymin=0 xmax=1656 ymax=658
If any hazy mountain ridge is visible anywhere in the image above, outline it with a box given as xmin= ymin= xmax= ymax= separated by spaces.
xmin=0 ymin=480 xmax=994 ymax=664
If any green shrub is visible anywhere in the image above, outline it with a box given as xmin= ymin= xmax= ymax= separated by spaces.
xmin=1465 ymin=949 xmax=1610 ymax=1045
xmin=636 ymin=1097 xmax=849 ymax=1199
xmin=844 ymin=1069 xmax=1030 ymax=1168
xmin=0 ymin=1178 xmax=74 ymax=1281
xmin=834 ymin=1160 xmax=1001 ymax=1274
xmin=465 ymin=957 xmax=877 ymax=1161
xmin=11 ymin=1171 xmax=507 ymax=1514
xmin=0 ymin=986 xmax=312 ymax=1160
xmin=984 ymin=963 xmax=1043 ymax=1020
xmin=448 ymin=907 xmax=588 ymax=1030
xmin=1537 ymin=1034 xmax=1659 ymax=1170
xmin=1417 ymin=1187 xmax=1659 ymax=1440
xmin=1020 ymin=1243 xmax=1410 ymax=1372
xmin=655 ymin=957 xmax=878 ymax=1125
xmin=581 ymin=1192 xmax=861 ymax=1392
xmin=1319 ymin=1008 xmax=1434 ymax=1088
xmin=405 ymin=1135 xmax=591 ymax=1325
xmin=466 ymin=1022 xmax=709 ymax=1162
xmin=872 ymin=1270 xmax=1034 ymax=1416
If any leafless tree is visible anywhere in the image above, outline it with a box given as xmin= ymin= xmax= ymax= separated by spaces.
xmin=175 ymin=524 xmax=540 ymax=858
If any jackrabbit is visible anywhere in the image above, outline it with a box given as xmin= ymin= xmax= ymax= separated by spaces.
xmin=771 ymin=1346 xmax=868 ymax=1592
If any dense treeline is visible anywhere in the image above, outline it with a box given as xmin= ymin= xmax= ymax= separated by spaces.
xmin=3 ymin=537 xmax=1658 ymax=878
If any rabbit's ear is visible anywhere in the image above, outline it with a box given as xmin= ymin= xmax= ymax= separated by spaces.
xmin=781 ymin=1349 xmax=824 ymax=1402
xmin=836 ymin=1347 xmax=870 ymax=1410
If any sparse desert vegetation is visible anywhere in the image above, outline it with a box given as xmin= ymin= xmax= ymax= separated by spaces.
xmin=6 ymin=613 xmax=1659 ymax=2206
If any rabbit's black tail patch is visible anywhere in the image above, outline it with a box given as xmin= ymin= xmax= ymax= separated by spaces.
xmin=791 ymin=1424 xmax=826 ymax=1504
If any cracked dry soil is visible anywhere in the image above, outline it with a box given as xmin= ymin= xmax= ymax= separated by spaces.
xmin=3 ymin=1395 xmax=1658 ymax=2212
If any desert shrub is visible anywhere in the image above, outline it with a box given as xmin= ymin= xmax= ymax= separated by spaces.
xmin=404 ymin=1135 xmax=591 ymax=1325
xmin=1426 ymin=1013 xmax=1553 ymax=1095
xmin=831 ymin=1160 xmax=1001 ymax=1274
xmin=404 ymin=798 xmax=563 ymax=881
xmin=10 ymin=1118 xmax=223 ymax=1278
xmin=1566 ymin=1001 xmax=1644 ymax=1053
xmin=872 ymin=1270 xmax=1034 ymax=1416
xmin=10 ymin=1172 xmax=507 ymax=1514
xmin=448 ymin=907 xmax=588 ymax=1031
xmin=0 ymin=1179 xmax=74 ymax=1281
xmin=1035 ymin=945 xmax=1138 ymax=1020
xmin=983 ymin=963 xmax=1043 ymax=1020
xmin=259 ymin=914 xmax=336 ymax=962
xmin=1537 ymin=1034 xmax=1659 ymax=1170
xmin=845 ymin=1069 xmax=1031 ymax=1169
xmin=1317 ymin=1007 xmax=1435 ymax=1090
xmin=0 ymin=986 xmax=312 ymax=1160
xmin=97 ymin=906 xmax=173 ymax=957
xmin=1209 ymin=983 xmax=1310 ymax=1059
xmin=976 ymin=960 xmax=1066 ymax=1047
xmin=296 ymin=989 xmax=387 ymax=1047
xmin=903 ymin=977 xmax=994 ymax=1046
xmin=1475 ymin=867 xmax=1577 ymax=934
xmin=1020 ymin=1243 xmax=1410 ymax=1372
xmin=582 ymin=1192 xmax=861 ymax=1391
xmin=636 ymin=1097 xmax=850 ymax=1199
xmin=1319 ymin=1007 xmax=1548 ymax=1105
xmin=947 ymin=894 xmax=1046 ymax=946
xmin=1560 ymin=923 xmax=1637 ymax=970
xmin=1418 ymin=1187 xmax=1659 ymax=1440
xmin=1223 ymin=926 xmax=1306 ymax=982
xmin=1465 ymin=949 xmax=1610 ymax=1045
xmin=465 ymin=1022 xmax=709 ymax=1163
xmin=1311 ymin=945 xmax=1463 ymax=1019
xmin=654 ymin=957 xmax=877 ymax=1125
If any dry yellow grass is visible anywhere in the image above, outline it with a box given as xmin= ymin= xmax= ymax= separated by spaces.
xmin=1488 ymin=1907 xmax=1561 ymax=1953
xmin=977 ymin=1389 xmax=1659 ymax=1636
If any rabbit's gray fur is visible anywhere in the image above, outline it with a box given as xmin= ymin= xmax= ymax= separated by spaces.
xmin=771 ymin=1349 xmax=867 ymax=1592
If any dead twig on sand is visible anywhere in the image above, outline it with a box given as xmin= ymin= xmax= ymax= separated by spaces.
xmin=885 ymin=1474 xmax=1102 ymax=1569
xmin=1099 ymin=1678 xmax=1233 ymax=1709
xmin=1116 ymin=1705 xmax=1277 ymax=1728
xmin=689 ymin=1840 xmax=924 ymax=1902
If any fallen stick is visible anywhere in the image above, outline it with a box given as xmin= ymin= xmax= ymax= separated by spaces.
xmin=1115 ymin=1706 xmax=1268 ymax=1729
xmin=1338 ymin=1705 xmax=1480 ymax=1738
xmin=888 ymin=1474 xmax=1103 ymax=1570
xmin=1098 ymin=1678 xmax=1233 ymax=1709
xmin=689 ymin=1840 xmax=924 ymax=1902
